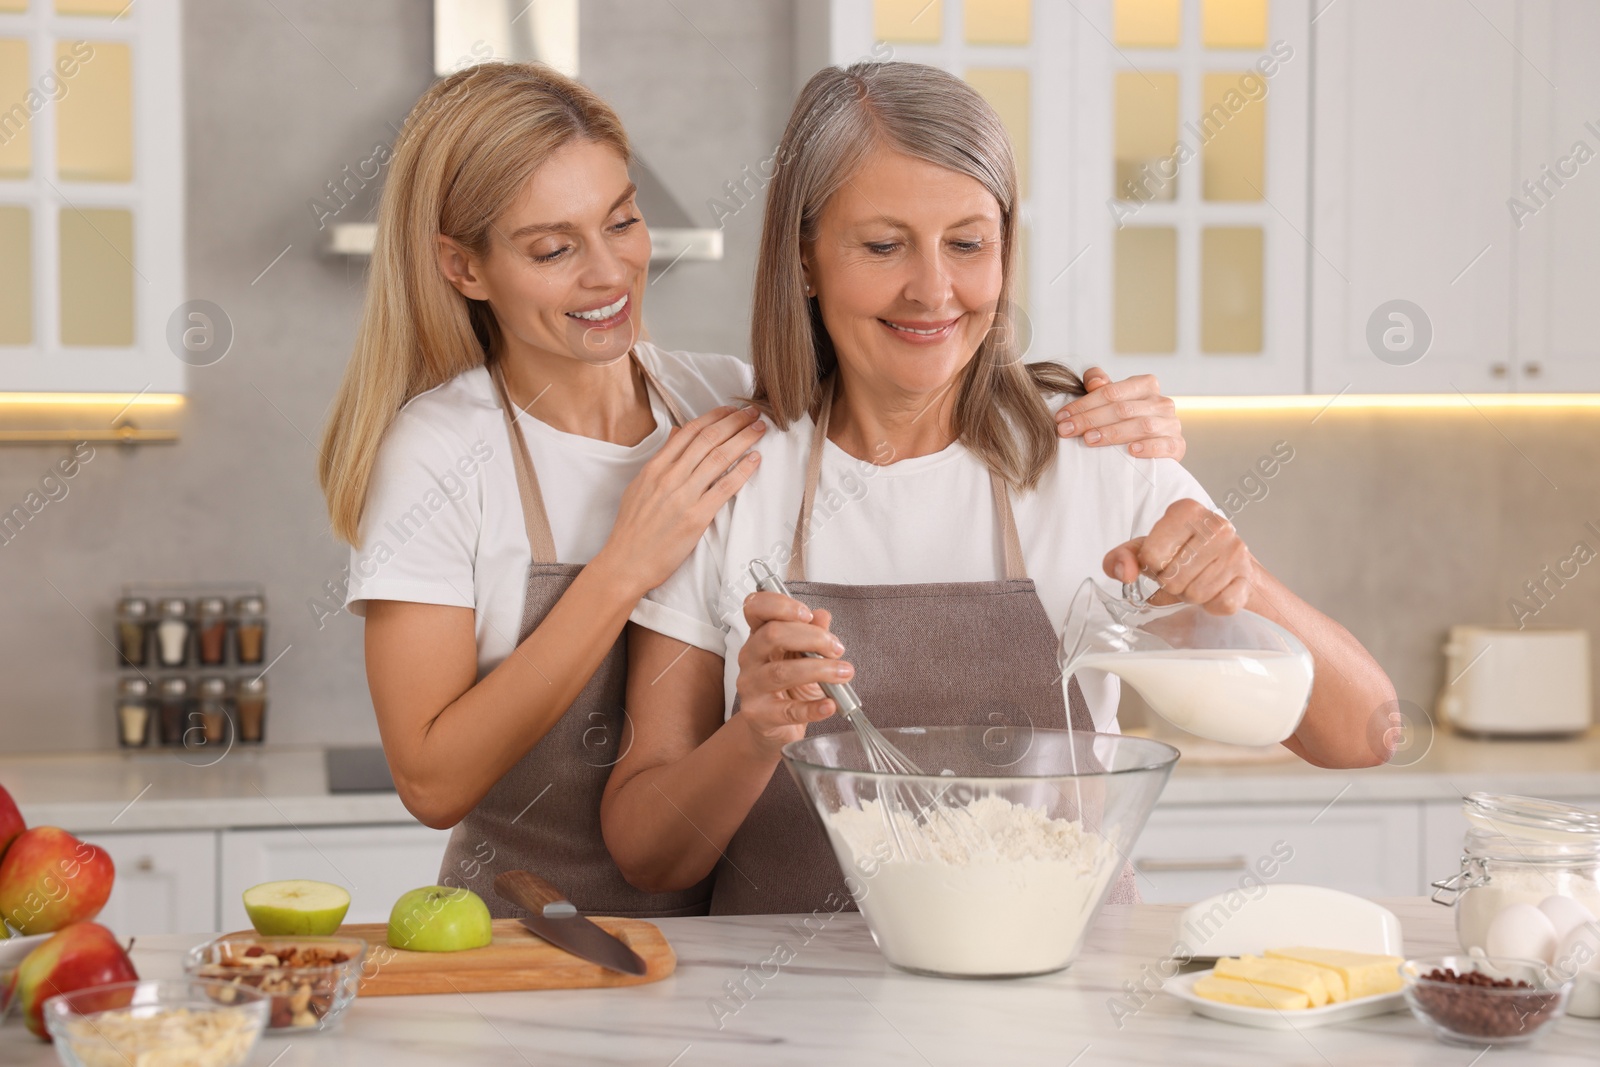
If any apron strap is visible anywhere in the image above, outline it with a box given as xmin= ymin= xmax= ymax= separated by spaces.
xmin=490 ymin=350 xmax=683 ymax=566
xmin=786 ymin=376 xmax=1028 ymax=583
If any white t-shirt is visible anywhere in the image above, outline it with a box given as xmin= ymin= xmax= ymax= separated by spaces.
xmin=344 ymin=341 xmax=752 ymax=677
xmin=630 ymin=400 xmax=1218 ymax=729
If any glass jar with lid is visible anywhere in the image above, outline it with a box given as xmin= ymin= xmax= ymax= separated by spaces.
xmin=233 ymin=595 xmax=266 ymax=665
xmin=1431 ymin=792 xmax=1600 ymax=953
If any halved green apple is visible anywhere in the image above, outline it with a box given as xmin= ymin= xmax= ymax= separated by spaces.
xmin=242 ymin=880 xmax=351 ymax=936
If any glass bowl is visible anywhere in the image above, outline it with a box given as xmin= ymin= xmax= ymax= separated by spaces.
xmin=783 ymin=726 xmax=1178 ymax=979
xmin=183 ymin=935 xmax=367 ymax=1033
xmin=43 ymin=978 xmax=267 ymax=1067
xmin=1401 ymin=955 xmax=1571 ymax=1046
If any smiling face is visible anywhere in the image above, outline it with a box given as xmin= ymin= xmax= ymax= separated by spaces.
xmin=802 ymin=147 xmax=1005 ymax=402
xmin=438 ymin=138 xmax=649 ymax=367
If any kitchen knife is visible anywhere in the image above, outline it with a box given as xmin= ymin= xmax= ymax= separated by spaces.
xmin=492 ymin=870 xmax=648 ymax=976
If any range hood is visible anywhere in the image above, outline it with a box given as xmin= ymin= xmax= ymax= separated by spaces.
xmin=326 ymin=0 xmax=722 ymax=265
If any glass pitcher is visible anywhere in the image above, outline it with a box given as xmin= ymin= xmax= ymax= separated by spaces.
xmin=1058 ymin=576 xmax=1314 ymax=746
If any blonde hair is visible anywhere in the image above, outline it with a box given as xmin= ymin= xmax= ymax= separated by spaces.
xmin=319 ymin=62 xmax=630 ymax=545
xmin=750 ymin=61 xmax=1082 ymax=490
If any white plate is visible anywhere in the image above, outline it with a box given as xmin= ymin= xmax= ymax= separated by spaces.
xmin=1167 ymin=969 xmax=1406 ymax=1030
xmin=0 ymin=933 xmax=48 ymax=971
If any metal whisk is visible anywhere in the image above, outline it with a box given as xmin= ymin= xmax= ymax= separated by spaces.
xmin=747 ymin=560 xmax=990 ymax=862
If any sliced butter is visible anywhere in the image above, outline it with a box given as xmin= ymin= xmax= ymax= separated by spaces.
xmin=1193 ymin=974 xmax=1312 ymax=1010
xmin=1213 ymin=956 xmax=1335 ymax=1007
xmin=1264 ymin=947 xmax=1402 ymax=1000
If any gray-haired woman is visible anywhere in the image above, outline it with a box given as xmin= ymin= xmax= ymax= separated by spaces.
xmin=602 ymin=62 xmax=1396 ymax=915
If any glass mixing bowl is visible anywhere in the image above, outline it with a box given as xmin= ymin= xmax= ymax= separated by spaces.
xmin=783 ymin=726 xmax=1178 ymax=978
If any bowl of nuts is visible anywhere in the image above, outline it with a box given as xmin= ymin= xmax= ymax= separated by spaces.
xmin=44 ymin=978 xmax=268 ymax=1067
xmin=183 ymin=935 xmax=367 ymax=1033
xmin=1401 ymin=955 xmax=1572 ymax=1047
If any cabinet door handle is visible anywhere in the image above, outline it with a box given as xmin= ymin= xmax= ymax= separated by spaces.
xmin=135 ymin=856 xmax=155 ymax=872
xmin=1524 ymin=361 xmax=1542 ymax=377
xmin=1134 ymin=855 xmax=1248 ymax=873
xmin=1490 ymin=362 xmax=1509 ymax=378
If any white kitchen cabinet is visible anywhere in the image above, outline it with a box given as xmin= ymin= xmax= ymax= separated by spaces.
xmin=218 ymin=824 xmax=451 ymax=932
xmin=1513 ymin=0 xmax=1600 ymax=392
xmin=1310 ymin=0 xmax=1519 ymax=394
xmin=1131 ymin=802 xmax=1420 ymax=904
xmin=80 ymin=830 xmax=218 ymax=936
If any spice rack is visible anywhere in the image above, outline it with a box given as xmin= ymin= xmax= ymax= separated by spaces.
xmin=113 ymin=582 xmax=271 ymax=750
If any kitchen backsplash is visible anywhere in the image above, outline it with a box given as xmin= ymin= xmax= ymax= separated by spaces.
xmin=0 ymin=0 xmax=1593 ymax=751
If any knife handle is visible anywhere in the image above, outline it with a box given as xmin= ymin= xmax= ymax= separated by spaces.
xmin=494 ymin=870 xmax=570 ymax=916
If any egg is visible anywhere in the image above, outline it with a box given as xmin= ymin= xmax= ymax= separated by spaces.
xmin=1486 ymin=902 xmax=1559 ymax=964
xmin=1539 ymin=894 xmax=1598 ymax=942
xmin=1555 ymin=921 xmax=1600 ymax=977
xmin=1556 ymin=922 xmax=1600 ymax=1019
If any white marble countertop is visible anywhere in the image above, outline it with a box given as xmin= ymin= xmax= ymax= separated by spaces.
xmin=4 ymin=729 xmax=1600 ymax=835
xmin=1 ymin=898 xmax=1594 ymax=1065
xmin=0 ymin=748 xmax=415 ymax=833
xmin=1157 ymin=727 xmax=1600 ymax=805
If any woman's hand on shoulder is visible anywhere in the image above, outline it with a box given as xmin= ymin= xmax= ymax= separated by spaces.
xmin=594 ymin=405 xmax=765 ymax=594
xmin=1103 ymin=499 xmax=1253 ymax=615
xmin=1056 ymin=368 xmax=1185 ymax=460
xmin=734 ymin=591 xmax=849 ymax=755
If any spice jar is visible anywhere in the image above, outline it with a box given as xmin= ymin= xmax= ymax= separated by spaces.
xmin=155 ymin=598 xmax=192 ymax=668
xmin=115 ymin=678 xmax=151 ymax=747
xmin=116 ymin=597 xmax=151 ymax=668
xmin=196 ymin=676 xmax=230 ymax=746
xmin=236 ymin=675 xmax=267 ymax=743
xmin=234 ymin=595 xmax=266 ymax=665
xmin=156 ymin=676 xmax=190 ymax=746
xmin=196 ymin=597 xmax=229 ymax=666
xmin=1431 ymin=793 xmax=1600 ymax=953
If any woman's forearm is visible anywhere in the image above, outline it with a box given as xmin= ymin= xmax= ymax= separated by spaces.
xmin=1246 ymin=563 xmax=1396 ymax=769
xmin=368 ymin=553 xmax=647 ymax=829
xmin=604 ymin=712 xmax=780 ymax=893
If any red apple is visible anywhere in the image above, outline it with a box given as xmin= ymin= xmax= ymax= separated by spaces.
xmin=4 ymin=921 xmax=139 ymax=1039
xmin=0 ymin=782 xmax=22 ymax=864
xmin=0 ymin=827 xmax=114 ymax=936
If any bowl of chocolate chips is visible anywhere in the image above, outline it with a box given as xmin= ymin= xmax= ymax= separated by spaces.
xmin=1401 ymin=955 xmax=1572 ymax=1047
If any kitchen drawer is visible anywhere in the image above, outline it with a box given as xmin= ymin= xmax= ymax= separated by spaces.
xmin=218 ymin=824 xmax=451 ymax=931
xmin=80 ymin=830 xmax=219 ymax=936
xmin=1130 ymin=803 xmax=1420 ymax=904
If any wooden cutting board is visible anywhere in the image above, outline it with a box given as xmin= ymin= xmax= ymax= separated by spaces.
xmin=221 ymin=918 xmax=675 ymax=995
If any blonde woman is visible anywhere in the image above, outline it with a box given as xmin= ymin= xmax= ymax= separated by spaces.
xmin=320 ymin=63 xmax=1187 ymax=915
xmin=603 ymin=62 xmax=1396 ymax=915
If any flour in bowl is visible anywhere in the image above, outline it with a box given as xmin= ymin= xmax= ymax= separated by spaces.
xmin=823 ymin=794 xmax=1120 ymax=976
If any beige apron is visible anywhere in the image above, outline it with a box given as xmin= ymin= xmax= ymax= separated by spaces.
xmin=438 ymin=356 xmax=713 ymax=918
xmin=710 ymin=382 xmax=1140 ymax=914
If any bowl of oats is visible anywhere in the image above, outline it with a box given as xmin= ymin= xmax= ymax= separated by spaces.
xmin=43 ymin=978 xmax=268 ymax=1067
xmin=183 ymin=935 xmax=367 ymax=1033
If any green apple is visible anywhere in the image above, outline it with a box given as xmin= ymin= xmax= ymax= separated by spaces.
xmin=242 ymin=880 xmax=351 ymax=936
xmin=387 ymin=885 xmax=492 ymax=952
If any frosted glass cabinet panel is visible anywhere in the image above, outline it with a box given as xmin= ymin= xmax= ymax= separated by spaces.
xmin=0 ymin=206 xmax=31 ymax=345
xmin=1114 ymin=227 xmax=1178 ymax=353
xmin=874 ymin=0 xmax=941 ymax=42
xmin=56 ymin=40 xmax=134 ymax=182
xmin=0 ymin=38 xmax=30 ymax=177
xmin=59 ymin=207 xmax=134 ymax=346
xmin=964 ymin=0 xmax=1030 ymax=44
xmin=1114 ymin=0 xmax=1181 ymax=48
